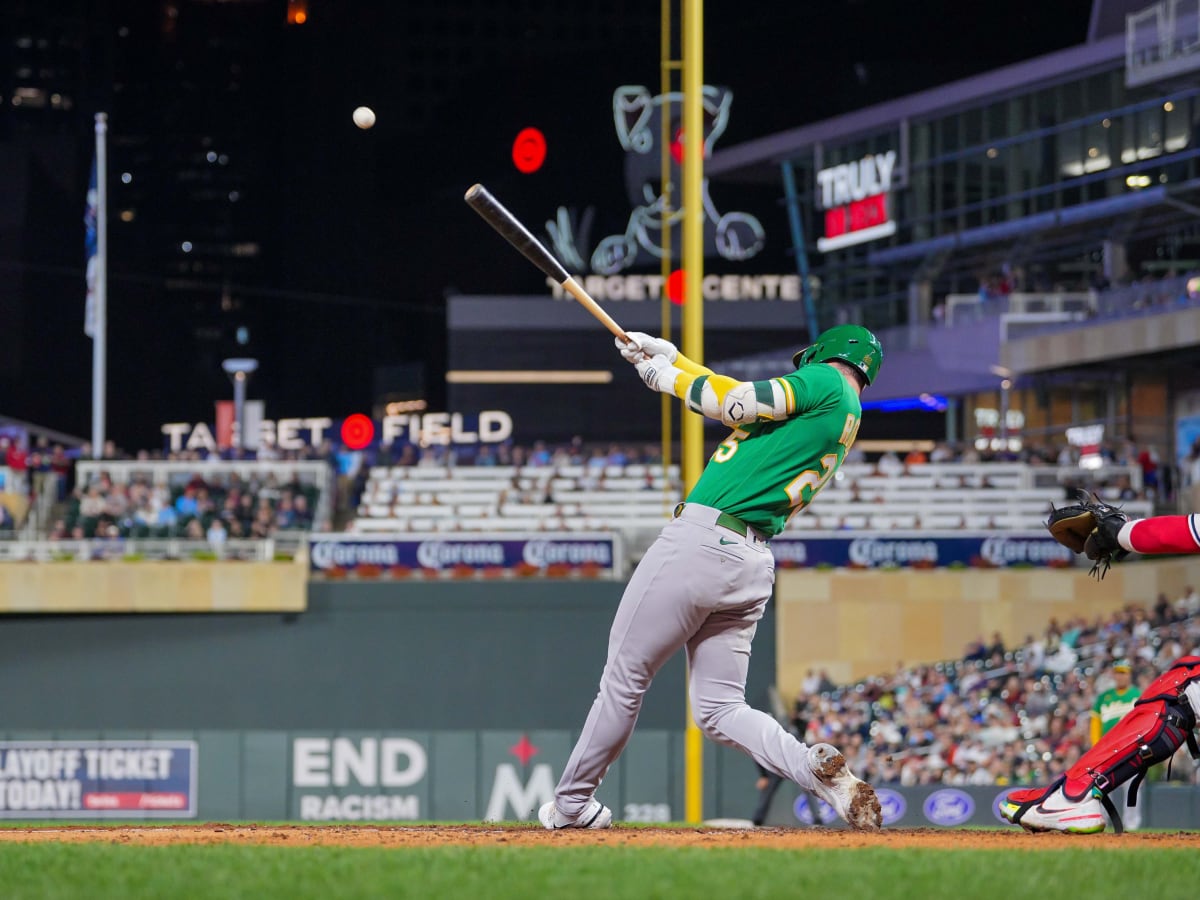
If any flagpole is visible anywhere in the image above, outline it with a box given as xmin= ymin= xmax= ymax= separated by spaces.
xmin=92 ymin=112 xmax=107 ymax=458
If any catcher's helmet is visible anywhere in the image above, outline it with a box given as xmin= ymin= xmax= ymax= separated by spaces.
xmin=792 ymin=324 xmax=883 ymax=385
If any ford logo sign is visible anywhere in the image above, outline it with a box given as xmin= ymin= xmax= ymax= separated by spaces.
xmin=992 ymin=789 xmax=1016 ymax=823
xmin=793 ymin=793 xmax=837 ymax=826
xmin=876 ymin=788 xmax=906 ymax=826
xmin=923 ymin=788 xmax=975 ymax=826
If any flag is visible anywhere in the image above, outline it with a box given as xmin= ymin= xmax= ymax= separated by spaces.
xmin=84 ymin=155 xmax=98 ymax=338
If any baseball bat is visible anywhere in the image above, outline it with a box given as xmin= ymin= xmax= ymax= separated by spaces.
xmin=464 ymin=183 xmax=631 ymax=343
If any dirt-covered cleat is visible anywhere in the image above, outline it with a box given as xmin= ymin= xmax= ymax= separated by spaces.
xmin=538 ymin=798 xmax=613 ymax=830
xmin=806 ymin=743 xmax=882 ymax=831
xmin=999 ymin=785 xmax=1106 ymax=834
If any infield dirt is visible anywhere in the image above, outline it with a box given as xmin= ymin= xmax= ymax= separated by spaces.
xmin=0 ymin=824 xmax=1195 ymax=849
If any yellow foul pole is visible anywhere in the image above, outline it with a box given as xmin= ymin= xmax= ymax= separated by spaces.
xmin=682 ymin=0 xmax=705 ymax=825
xmin=660 ymin=0 xmax=676 ymax=500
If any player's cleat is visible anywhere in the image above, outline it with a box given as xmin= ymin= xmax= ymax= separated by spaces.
xmin=806 ymin=743 xmax=882 ymax=831
xmin=538 ymin=798 xmax=613 ymax=830
xmin=999 ymin=786 xmax=1107 ymax=834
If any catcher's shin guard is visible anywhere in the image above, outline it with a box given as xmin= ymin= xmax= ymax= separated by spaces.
xmin=1008 ymin=656 xmax=1200 ymax=834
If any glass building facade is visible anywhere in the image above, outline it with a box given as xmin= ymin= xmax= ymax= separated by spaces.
xmin=716 ymin=33 xmax=1200 ymax=332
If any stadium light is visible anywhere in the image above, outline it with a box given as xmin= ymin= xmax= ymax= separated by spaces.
xmin=222 ymin=358 xmax=259 ymax=452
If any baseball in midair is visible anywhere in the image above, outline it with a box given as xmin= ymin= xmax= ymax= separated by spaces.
xmin=352 ymin=106 xmax=376 ymax=130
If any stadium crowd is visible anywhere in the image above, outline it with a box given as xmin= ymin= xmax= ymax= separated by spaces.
xmin=791 ymin=593 xmax=1200 ymax=789
xmin=0 ymin=429 xmax=1173 ymax=539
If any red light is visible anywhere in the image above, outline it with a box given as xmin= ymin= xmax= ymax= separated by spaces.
xmin=670 ymin=128 xmax=707 ymax=166
xmin=512 ymin=127 xmax=547 ymax=174
xmin=666 ymin=269 xmax=686 ymax=305
xmin=340 ymin=414 xmax=375 ymax=450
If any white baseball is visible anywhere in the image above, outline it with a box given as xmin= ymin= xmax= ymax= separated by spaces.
xmin=353 ymin=106 xmax=376 ymax=130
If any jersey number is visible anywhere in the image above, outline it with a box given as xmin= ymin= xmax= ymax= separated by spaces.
xmin=713 ymin=426 xmax=750 ymax=463
xmin=783 ymin=413 xmax=860 ymax=514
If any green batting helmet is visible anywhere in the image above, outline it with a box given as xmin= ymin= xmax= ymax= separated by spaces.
xmin=792 ymin=324 xmax=883 ymax=385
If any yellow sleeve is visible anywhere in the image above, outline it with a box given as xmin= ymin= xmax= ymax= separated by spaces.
xmin=658 ymin=354 xmax=793 ymax=426
xmin=673 ymin=353 xmax=714 ymax=379
xmin=1090 ymin=713 xmax=1102 ymax=746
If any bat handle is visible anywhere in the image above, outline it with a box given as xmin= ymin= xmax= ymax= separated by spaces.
xmin=561 ymin=278 xmax=631 ymax=343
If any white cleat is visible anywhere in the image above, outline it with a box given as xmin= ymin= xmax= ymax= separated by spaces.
xmin=999 ymin=785 xmax=1107 ymax=834
xmin=806 ymin=743 xmax=883 ymax=831
xmin=538 ymin=798 xmax=613 ymax=830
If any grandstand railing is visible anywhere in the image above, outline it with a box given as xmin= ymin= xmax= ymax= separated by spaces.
xmin=944 ymin=292 xmax=1096 ymax=326
xmin=0 ymin=537 xmax=300 ymax=563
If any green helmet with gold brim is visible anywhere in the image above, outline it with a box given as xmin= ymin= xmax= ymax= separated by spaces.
xmin=792 ymin=324 xmax=883 ymax=385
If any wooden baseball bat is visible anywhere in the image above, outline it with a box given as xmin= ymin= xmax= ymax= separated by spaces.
xmin=464 ymin=183 xmax=631 ymax=343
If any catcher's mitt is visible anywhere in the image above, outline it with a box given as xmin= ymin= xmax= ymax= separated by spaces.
xmin=1045 ymin=490 xmax=1130 ymax=580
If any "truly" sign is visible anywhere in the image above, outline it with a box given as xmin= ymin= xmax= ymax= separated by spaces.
xmin=816 ymin=150 xmax=898 ymax=253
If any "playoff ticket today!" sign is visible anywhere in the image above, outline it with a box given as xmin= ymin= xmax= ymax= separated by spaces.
xmin=0 ymin=741 xmax=198 ymax=818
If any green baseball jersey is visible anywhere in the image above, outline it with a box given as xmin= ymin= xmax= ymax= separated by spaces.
xmin=1093 ymin=686 xmax=1140 ymax=735
xmin=686 ymin=363 xmax=861 ymax=537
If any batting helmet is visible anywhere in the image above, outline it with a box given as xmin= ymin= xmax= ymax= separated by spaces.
xmin=792 ymin=324 xmax=883 ymax=385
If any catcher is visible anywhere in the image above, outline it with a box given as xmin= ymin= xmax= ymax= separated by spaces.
xmin=999 ymin=655 xmax=1200 ymax=833
xmin=998 ymin=493 xmax=1200 ymax=833
xmin=1043 ymin=490 xmax=1200 ymax=578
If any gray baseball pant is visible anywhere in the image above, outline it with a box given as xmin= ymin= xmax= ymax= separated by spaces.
xmin=554 ymin=502 xmax=827 ymax=817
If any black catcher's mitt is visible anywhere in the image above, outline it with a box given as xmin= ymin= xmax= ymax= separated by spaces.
xmin=1045 ymin=490 xmax=1130 ymax=580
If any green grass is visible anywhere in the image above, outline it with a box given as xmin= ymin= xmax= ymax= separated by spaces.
xmin=0 ymin=845 xmax=1192 ymax=900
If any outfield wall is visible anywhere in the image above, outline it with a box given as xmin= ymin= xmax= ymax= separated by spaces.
xmin=2 ymin=564 xmax=1198 ymax=823
xmin=0 ymin=733 xmax=1194 ymax=828
xmin=0 ymin=580 xmax=773 ymax=820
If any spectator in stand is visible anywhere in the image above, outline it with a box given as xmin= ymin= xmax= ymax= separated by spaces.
xmin=1179 ymin=585 xmax=1200 ymax=618
xmin=3 ymin=437 xmax=27 ymax=493
xmin=334 ymin=442 xmax=364 ymax=514
xmin=876 ymin=450 xmax=904 ymax=476
xmin=174 ymin=485 xmax=199 ymax=520
xmin=529 ymin=441 xmax=553 ymax=467
xmin=929 ymin=442 xmax=954 ymax=463
xmin=250 ymin=503 xmax=274 ymax=538
xmin=291 ymin=493 xmax=314 ymax=529
xmin=274 ymin=493 xmax=297 ymax=530
xmin=1137 ymin=445 xmax=1160 ymax=498
xmin=586 ymin=447 xmax=608 ymax=471
xmin=48 ymin=444 xmax=71 ymax=502
xmin=206 ymin=517 xmax=228 ymax=546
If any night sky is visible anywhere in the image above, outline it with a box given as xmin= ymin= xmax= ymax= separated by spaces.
xmin=11 ymin=0 xmax=1095 ymax=449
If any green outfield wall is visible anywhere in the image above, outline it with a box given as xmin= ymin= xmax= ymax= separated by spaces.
xmin=0 ymin=580 xmax=776 ymax=821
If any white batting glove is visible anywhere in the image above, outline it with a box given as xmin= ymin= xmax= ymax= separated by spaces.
xmin=634 ymin=353 xmax=679 ymax=394
xmin=617 ymin=332 xmax=678 ymax=365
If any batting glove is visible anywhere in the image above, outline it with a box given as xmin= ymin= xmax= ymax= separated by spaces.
xmin=617 ymin=332 xmax=678 ymax=365
xmin=634 ymin=353 xmax=680 ymax=394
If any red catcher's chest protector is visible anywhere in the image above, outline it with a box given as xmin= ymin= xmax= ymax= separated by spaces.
xmin=1059 ymin=656 xmax=1200 ymax=820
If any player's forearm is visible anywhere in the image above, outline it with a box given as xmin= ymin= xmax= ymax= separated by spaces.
xmin=673 ymin=352 xmax=713 ymax=379
xmin=644 ymin=361 xmax=794 ymax=426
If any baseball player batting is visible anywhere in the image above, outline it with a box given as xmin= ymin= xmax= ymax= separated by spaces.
xmin=538 ymin=324 xmax=885 ymax=831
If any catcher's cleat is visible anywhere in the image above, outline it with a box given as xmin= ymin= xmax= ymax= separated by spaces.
xmin=806 ymin=743 xmax=882 ymax=831
xmin=999 ymin=785 xmax=1107 ymax=834
xmin=538 ymin=798 xmax=613 ymax=830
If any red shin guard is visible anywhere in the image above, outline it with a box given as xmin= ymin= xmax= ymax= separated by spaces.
xmin=1009 ymin=656 xmax=1200 ymax=833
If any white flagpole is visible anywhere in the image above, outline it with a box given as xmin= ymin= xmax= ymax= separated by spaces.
xmin=92 ymin=112 xmax=108 ymax=458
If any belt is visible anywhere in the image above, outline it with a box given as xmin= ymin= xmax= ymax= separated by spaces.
xmin=673 ymin=502 xmax=761 ymax=541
